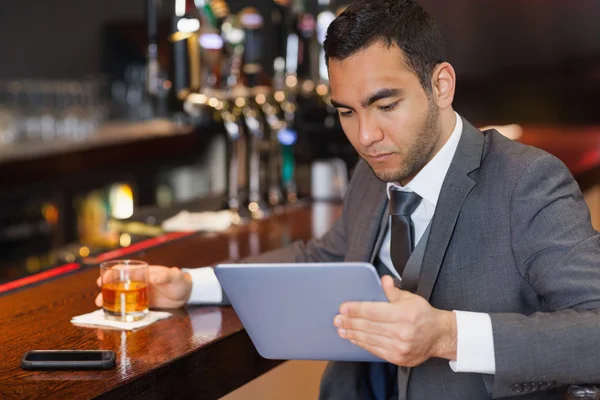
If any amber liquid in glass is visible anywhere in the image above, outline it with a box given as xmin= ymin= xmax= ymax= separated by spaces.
xmin=102 ymin=281 xmax=149 ymax=321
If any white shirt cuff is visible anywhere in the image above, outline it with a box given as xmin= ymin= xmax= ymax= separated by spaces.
xmin=449 ymin=311 xmax=496 ymax=374
xmin=181 ymin=267 xmax=223 ymax=304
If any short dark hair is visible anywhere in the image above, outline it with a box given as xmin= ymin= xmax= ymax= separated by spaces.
xmin=323 ymin=0 xmax=446 ymax=93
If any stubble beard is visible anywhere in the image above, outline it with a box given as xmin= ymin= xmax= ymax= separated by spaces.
xmin=368 ymin=100 xmax=441 ymax=184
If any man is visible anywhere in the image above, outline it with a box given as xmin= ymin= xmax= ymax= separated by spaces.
xmin=97 ymin=1 xmax=600 ymax=398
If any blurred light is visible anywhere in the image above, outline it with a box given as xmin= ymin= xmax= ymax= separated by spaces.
xmin=26 ymin=257 xmax=41 ymax=273
xmin=269 ymin=193 xmax=280 ymax=205
xmin=319 ymin=49 xmax=329 ymax=82
xmin=255 ymin=93 xmax=266 ymax=105
xmin=208 ymin=97 xmax=220 ymax=108
xmin=240 ymin=13 xmax=263 ymax=28
xmin=235 ymin=97 xmax=246 ymax=108
xmin=274 ymin=57 xmax=286 ymax=72
xmin=175 ymin=0 xmax=186 ymax=17
xmin=278 ymin=128 xmax=298 ymax=146
xmin=302 ymin=80 xmax=315 ymax=93
xmin=274 ymin=91 xmax=286 ymax=102
xmin=248 ymin=202 xmax=259 ymax=213
xmin=109 ymin=184 xmax=134 ymax=220
xmin=215 ymin=101 xmax=224 ymax=110
xmin=199 ymin=33 xmax=224 ymax=50
xmin=285 ymin=75 xmax=298 ymax=88
xmin=224 ymin=28 xmax=245 ymax=45
xmin=177 ymin=18 xmax=200 ymax=33
xmin=223 ymin=120 xmax=240 ymax=139
xmin=298 ymin=14 xmax=316 ymax=37
xmin=316 ymin=11 xmax=336 ymax=45
xmin=188 ymin=93 xmax=208 ymax=104
xmin=42 ymin=203 xmax=59 ymax=225
xmin=170 ymin=31 xmax=193 ymax=42
xmin=120 ymin=233 xmax=132 ymax=247
xmin=239 ymin=8 xmax=264 ymax=29
xmin=79 ymin=246 xmax=90 ymax=257
xmin=316 ymin=84 xmax=329 ymax=97
xmin=286 ymin=34 xmax=299 ymax=74
xmin=252 ymin=209 xmax=264 ymax=219
xmin=284 ymin=102 xmax=296 ymax=113
xmin=210 ymin=0 xmax=230 ymax=19
xmin=163 ymin=80 xmax=172 ymax=90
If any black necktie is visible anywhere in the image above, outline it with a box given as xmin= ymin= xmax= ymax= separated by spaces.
xmin=389 ymin=189 xmax=422 ymax=277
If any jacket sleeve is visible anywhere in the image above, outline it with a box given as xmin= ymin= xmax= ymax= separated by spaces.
xmin=490 ymin=153 xmax=600 ymax=398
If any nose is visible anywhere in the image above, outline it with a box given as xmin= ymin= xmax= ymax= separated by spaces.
xmin=357 ymin=114 xmax=384 ymax=148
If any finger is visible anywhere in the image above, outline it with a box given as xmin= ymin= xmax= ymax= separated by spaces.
xmin=381 ymin=275 xmax=410 ymax=303
xmin=334 ymin=315 xmax=395 ymax=337
xmin=96 ymin=276 xmax=101 ymax=287
xmin=95 ymin=293 xmax=103 ymax=307
xmin=340 ymin=301 xmax=395 ymax=321
xmin=338 ymin=327 xmax=390 ymax=349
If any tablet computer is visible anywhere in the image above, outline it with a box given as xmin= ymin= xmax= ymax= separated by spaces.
xmin=214 ymin=262 xmax=388 ymax=362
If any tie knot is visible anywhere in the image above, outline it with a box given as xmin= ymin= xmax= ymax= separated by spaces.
xmin=389 ymin=188 xmax=421 ymax=216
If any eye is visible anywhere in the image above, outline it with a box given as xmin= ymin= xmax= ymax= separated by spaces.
xmin=338 ymin=109 xmax=353 ymax=117
xmin=378 ymin=101 xmax=399 ymax=112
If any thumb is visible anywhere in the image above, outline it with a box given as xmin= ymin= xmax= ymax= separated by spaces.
xmin=381 ymin=275 xmax=408 ymax=303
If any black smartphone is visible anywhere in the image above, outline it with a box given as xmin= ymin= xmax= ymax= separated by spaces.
xmin=21 ymin=350 xmax=116 ymax=370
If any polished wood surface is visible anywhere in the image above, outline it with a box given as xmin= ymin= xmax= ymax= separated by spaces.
xmin=0 ymin=203 xmax=342 ymax=399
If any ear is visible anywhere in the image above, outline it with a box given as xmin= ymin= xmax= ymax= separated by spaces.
xmin=431 ymin=62 xmax=456 ymax=109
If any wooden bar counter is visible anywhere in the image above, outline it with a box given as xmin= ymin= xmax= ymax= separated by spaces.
xmin=1 ymin=124 xmax=600 ymax=399
xmin=0 ymin=203 xmax=341 ymax=400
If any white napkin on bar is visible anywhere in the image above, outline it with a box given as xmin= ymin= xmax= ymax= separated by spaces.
xmin=71 ymin=309 xmax=172 ymax=331
xmin=161 ymin=210 xmax=234 ymax=232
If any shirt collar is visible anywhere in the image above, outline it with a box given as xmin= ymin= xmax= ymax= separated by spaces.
xmin=386 ymin=112 xmax=463 ymax=206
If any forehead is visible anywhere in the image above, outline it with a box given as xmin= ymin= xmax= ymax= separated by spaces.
xmin=328 ymin=42 xmax=420 ymax=101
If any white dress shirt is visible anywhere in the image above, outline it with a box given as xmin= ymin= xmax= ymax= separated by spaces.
xmin=186 ymin=111 xmax=495 ymax=374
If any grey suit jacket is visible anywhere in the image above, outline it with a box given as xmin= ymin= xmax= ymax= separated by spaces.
xmin=237 ymin=117 xmax=600 ymax=399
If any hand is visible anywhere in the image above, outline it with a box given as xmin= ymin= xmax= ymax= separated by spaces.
xmin=95 ymin=266 xmax=193 ymax=309
xmin=334 ymin=275 xmax=457 ymax=367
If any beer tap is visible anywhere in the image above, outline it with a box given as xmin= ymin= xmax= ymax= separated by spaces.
xmin=220 ymin=104 xmax=246 ymax=225
xmin=257 ymin=60 xmax=287 ymax=206
xmin=219 ymin=10 xmax=250 ymax=223
xmin=237 ymin=7 xmax=271 ymax=218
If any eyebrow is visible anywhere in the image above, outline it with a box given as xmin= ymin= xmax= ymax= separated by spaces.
xmin=330 ymin=88 xmax=404 ymax=111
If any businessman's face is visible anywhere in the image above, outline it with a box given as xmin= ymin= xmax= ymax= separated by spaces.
xmin=328 ymin=42 xmax=449 ymax=184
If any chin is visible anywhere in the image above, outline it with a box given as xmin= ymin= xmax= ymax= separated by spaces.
xmin=373 ymin=168 xmax=406 ymax=183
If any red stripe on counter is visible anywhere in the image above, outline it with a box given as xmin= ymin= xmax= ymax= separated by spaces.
xmin=0 ymin=263 xmax=81 ymax=294
xmin=85 ymin=231 xmax=195 ymax=263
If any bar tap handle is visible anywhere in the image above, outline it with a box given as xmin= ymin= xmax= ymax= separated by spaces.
xmin=219 ymin=106 xmax=246 ymax=224
xmin=242 ymin=103 xmax=268 ymax=218
xmin=258 ymin=97 xmax=285 ymax=206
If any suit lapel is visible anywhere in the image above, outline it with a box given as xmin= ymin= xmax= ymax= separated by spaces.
xmin=369 ymin=206 xmax=389 ymax=264
xmin=416 ymin=118 xmax=485 ymax=301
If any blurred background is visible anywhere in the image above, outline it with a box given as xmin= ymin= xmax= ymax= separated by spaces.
xmin=1 ymin=0 xmax=599 ymax=283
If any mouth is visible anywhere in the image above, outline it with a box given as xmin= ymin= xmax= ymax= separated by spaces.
xmin=364 ymin=153 xmax=393 ymax=162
